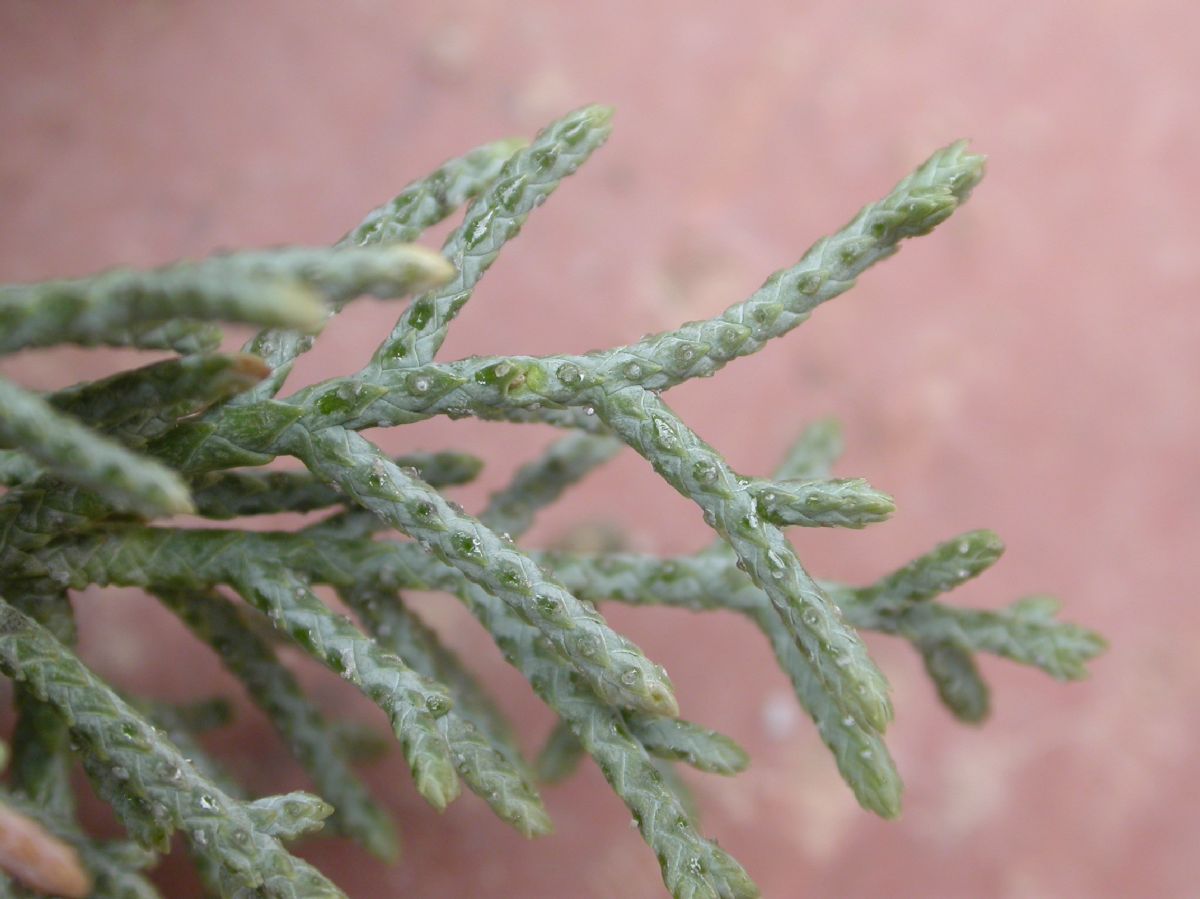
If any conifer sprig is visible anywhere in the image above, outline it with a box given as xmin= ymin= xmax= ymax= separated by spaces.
xmin=243 ymin=140 xmax=519 ymax=403
xmin=0 ymin=105 xmax=1104 ymax=898
xmin=229 ymin=564 xmax=461 ymax=811
xmin=190 ymin=450 xmax=482 ymax=519
xmin=0 ymin=243 xmax=452 ymax=355
xmin=7 ymin=585 xmax=76 ymax=822
xmin=0 ymin=601 xmax=344 ymax=897
xmin=291 ymin=426 xmax=679 ymax=718
xmin=45 ymin=353 xmax=270 ymax=444
xmin=152 ymin=587 xmax=398 ymax=859
xmin=593 ymin=387 xmax=894 ymax=732
xmin=338 ymin=585 xmax=533 ymax=783
xmin=0 ymin=378 xmax=194 ymax=517
xmin=370 ymin=106 xmax=612 ymax=369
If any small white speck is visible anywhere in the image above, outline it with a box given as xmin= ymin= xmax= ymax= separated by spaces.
xmin=762 ymin=689 xmax=800 ymax=739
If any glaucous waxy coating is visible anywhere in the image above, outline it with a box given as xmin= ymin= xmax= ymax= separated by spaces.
xmin=0 ymin=102 xmax=1105 ymax=899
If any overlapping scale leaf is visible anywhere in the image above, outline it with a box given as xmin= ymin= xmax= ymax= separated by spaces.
xmin=625 ymin=714 xmax=749 ymax=776
xmin=751 ymin=477 xmax=894 ymax=529
xmin=535 ymin=720 xmax=585 ymax=784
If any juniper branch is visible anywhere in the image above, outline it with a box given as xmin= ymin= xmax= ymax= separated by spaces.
xmin=592 ymin=386 xmax=893 ymax=732
xmin=0 ymin=378 xmax=193 ymax=517
xmin=336 ymin=438 xmax=752 ymax=895
xmin=228 ymin=564 xmax=461 ymax=812
xmin=839 ymin=530 xmax=1006 ymax=722
xmin=289 ymin=425 xmax=678 ymax=717
xmin=535 ymin=719 xmax=584 ymax=783
xmin=14 ymin=524 xmax=1104 ymax=689
xmin=14 ymin=521 xmax=750 ymax=893
xmin=0 ymin=262 xmax=322 ymax=355
xmin=370 ymin=105 xmax=612 ymax=368
xmin=535 ymin=545 xmax=1105 ymax=685
xmin=774 ymin=418 xmax=844 ymax=481
xmin=750 ymin=477 xmax=894 ymax=529
xmin=0 ymin=110 xmax=1107 ymax=899
xmin=481 ymin=432 xmax=750 ymax=782
xmin=7 ymin=584 xmax=76 ymax=821
xmin=866 ymin=596 xmax=1107 ymax=682
xmin=232 ymin=522 xmax=744 ymax=890
xmin=444 ymin=577 xmax=757 ymax=899
xmin=0 ymin=599 xmax=343 ymax=897
xmin=47 ymin=353 xmax=269 ymax=446
xmin=9 ymin=522 xmax=1102 ymax=862
xmin=339 ymin=585 xmax=529 ymax=779
xmin=133 ymin=146 xmax=983 ymax=481
xmin=480 ymin=432 xmax=622 ymax=539
xmin=338 ymin=585 xmax=549 ymax=837
xmin=190 ymin=141 xmax=986 ymax=444
xmin=536 ymin=545 xmax=903 ymax=814
xmin=526 ymin=544 xmax=1104 ymax=812
xmin=190 ymin=451 xmax=481 ymax=520
xmin=859 ymin=529 xmax=1006 ymax=609
xmin=152 ymin=587 xmax=398 ymax=859
xmin=2 ymin=527 xmax=459 ymax=823
xmin=344 ymin=138 xmax=526 ymax=248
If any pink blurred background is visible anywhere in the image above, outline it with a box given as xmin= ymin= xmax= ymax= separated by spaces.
xmin=1 ymin=2 xmax=1197 ymax=896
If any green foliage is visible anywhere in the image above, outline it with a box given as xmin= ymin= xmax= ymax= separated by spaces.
xmin=0 ymin=105 xmax=1105 ymax=898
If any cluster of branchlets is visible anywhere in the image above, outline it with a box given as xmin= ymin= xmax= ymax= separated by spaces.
xmin=0 ymin=106 xmax=1104 ymax=899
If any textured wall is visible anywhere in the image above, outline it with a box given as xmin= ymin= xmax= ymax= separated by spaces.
xmin=1 ymin=2 xmax=1196 ymax=896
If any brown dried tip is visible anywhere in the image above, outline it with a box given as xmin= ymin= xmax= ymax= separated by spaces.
xmin=0 ymin=801 xmax=91 ymax=898
xmin=230 ymin=352 xmax=273 ymax=380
